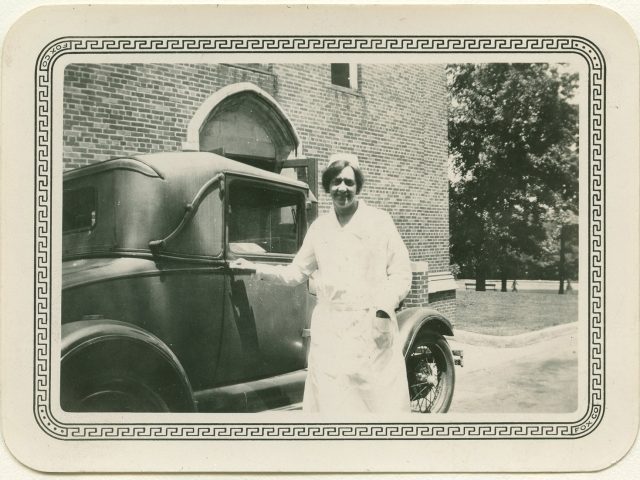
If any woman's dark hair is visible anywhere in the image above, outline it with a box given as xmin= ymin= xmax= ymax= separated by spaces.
xmin=321 ymin=159 xmax=364 ymax=194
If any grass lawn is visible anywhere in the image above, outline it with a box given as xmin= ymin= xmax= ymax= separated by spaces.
xmin=455 ymin=289 xmax=578 ymax=336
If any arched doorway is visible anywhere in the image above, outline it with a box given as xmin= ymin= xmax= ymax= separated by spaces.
xmin=182 ymin=83 xmax=301 ymax=173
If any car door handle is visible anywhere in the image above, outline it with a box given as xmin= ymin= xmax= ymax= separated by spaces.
xmin=301 ymin=328 xmax=311 ymax=338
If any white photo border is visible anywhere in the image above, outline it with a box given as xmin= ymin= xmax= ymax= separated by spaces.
xmin=35 ymin=35 xmax=604 ymax=441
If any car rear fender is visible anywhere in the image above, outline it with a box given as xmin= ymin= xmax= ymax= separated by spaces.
xmin=62 ymin=319 xmax=196 ymax=412
xmin=396 ymin=307 xmax=454 ymax=357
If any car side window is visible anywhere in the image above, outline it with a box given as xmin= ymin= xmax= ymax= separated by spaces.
xmin=63 ymin=187 xmax=97 ymax=233
xmin=228 ymin=181 xmax=302 ymax=256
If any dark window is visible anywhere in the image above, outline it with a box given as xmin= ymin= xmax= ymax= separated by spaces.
xmin=228 ymin=183 xmax=302 ymax=255
xmin=331 ymin=63 xmax=351 ymax=88
xmin=63 ymin=187 xmax=96 ymax=233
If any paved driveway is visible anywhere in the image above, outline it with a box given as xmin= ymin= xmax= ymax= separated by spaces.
xmin=448 ymin=323 xmax=578 ymax=413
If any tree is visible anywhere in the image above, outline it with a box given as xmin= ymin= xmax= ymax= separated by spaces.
xmin=536 ymin=206 xmax=579 ymax=293
xmin=448 ymin=63 xmax=578 ymax=291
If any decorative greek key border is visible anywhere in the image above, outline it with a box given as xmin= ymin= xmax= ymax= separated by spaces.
xmin=34 ymin=36 xmax=605 ymax=440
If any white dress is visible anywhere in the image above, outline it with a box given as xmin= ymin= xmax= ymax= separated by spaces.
xmin=255 ymin=201 xmax=412 ymax=414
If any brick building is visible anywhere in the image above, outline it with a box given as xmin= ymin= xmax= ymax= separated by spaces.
xmin=63 ymin=63 xmax=456 ymax=319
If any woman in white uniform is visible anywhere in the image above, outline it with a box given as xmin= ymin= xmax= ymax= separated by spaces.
xmin=232 ymin=153 xmax=412 ymax=414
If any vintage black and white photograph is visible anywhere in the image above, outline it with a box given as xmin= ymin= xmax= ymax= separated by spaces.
xmin=1 ymin=4 xmax=638 ymax=475
xmin=59 ymin=60 xmax=579 ymax=416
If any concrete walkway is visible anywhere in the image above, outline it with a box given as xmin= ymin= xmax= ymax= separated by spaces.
xmin=448 ymin=322 xmax=578 ymax=413
xmin=452 ymin=322 xmax=577 ymax=349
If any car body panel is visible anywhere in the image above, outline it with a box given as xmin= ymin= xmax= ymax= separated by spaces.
xmin=62 ymin=152 xmax=313 ymax=411
xmin=397 ymin=306 xmax=454 ymax=356
xmin=63 ymin=259 xmax=227 ymax=391
xmin=217 ymin=270 xmax=309 ymax=386
xmin=214 ymin=174 xmax=310 ymax=385
xmin=194 ymin=369 xmax=306 ymax=413
xmin=61 ymin=319 xmax=197 ymax=412
xmin=61 ymin=318 xmax=192 ymax=385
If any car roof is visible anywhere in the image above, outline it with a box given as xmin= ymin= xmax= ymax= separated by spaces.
xmin=64 ymin=151 xmax=309 ymax=190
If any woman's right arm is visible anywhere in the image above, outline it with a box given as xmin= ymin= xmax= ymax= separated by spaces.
xmin=230 ymin=224 xmax=318 ymax=287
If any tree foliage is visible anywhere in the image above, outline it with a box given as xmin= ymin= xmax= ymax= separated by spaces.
xmin=447 ymin=63 xmax=579 ymax=290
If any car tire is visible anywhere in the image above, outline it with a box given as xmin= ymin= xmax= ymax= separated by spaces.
xmin=61 ymin=338 xmax=193 ymax=413
xmin=62 ymin=374 xmax=170 ymax=412
xmin=405 ymin=331 xmax=455 ymax=413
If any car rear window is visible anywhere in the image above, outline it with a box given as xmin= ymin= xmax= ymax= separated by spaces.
xmin=63 ymin=187 xmax=96 ymax=233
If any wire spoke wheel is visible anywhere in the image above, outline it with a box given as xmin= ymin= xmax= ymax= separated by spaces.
xmin=406 ymin=332 xmax=455 ymax=413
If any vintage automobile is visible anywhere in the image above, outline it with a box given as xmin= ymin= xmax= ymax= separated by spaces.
xmin=61 ymin=151 xmax=461 ymax=414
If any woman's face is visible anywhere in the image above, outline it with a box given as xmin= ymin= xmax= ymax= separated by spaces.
xmin=329 ymin=166 xmax=358 ymax=213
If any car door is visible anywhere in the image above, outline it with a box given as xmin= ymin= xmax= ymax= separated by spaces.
xmin=214 ymin=176 xmax=310 ymax=386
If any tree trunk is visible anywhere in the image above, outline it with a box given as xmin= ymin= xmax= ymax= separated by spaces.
xmin=500 ymin=265 xmax=508 ymax=292
xmin=558 ymin=225 xmax=566 ymax=294
xmin=475 ymin=262 xmax=488 ymax=291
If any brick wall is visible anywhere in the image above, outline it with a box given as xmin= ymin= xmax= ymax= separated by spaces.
xmin=403 ymin=262 xmax=456 ymax=323
xmin=428 ymin=290 xmax=457 ymax=324
xmin=63 ymin=62 xmax=455 ymax=316
xmin=405 ymin=270 xmax=430 ymax=309
xmin=271 ymin=64 xmax=450 ymax=272
xmin=63 ymin=64 xmax=276 ymax=169
xmin=404 ymin=262 xmax=429 ymax=309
